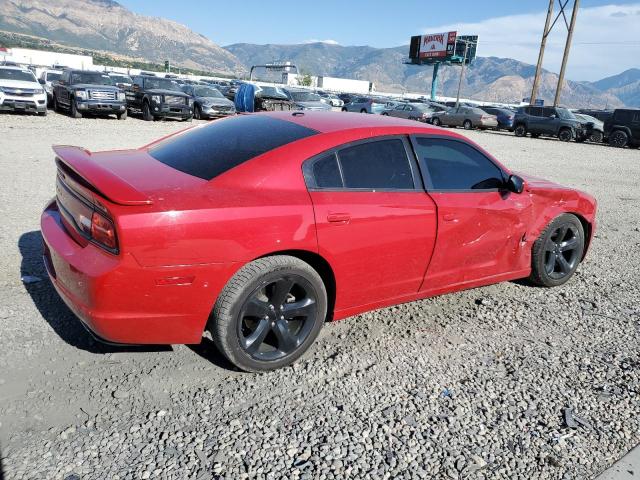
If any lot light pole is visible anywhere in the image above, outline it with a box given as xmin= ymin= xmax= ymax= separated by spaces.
xmin=454 ymin=40 xmax=470 ymax=108
xmin=554 ymin=0 xmax=580 ymax=106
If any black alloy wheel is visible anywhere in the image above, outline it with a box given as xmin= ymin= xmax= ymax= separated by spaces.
xmin=238 ymin=276 xmax=317 ymax=361
xmin=609 ymin=130 xmax=629 ymax=148
xmin=589 ymin=130 xmax=603 ymax=143
xmin=211 ymin=255 xmax=327 ymax=372
xmin=463 ymin=119 xmax=473 ymax=130
xmin=542 ymin=224 xmax=581 ymax=280
xmin=514 ymin=124 xmax=527 ymax=137
xmin=530 ymin=213 xmax=585 ymax=287
xmin=558 ymin=128 xmax=573 ymax=142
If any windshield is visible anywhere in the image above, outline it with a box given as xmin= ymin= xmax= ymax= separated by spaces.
xmin=257 ymin=86 xmax=288 ymax=99
xmin=144 ymin=77 xmax=183 ymax=92
xmin=194 ymin=86 xmax=224 ymax=98
xmin=0 ymin=68 xmax=36 ymax=82
xmin=290 ymin=91 xmax=321 ymax=102
xmin=71 ymin=72 xmax=113 ymax=85
xmin=556 ymin=108 xmax=577 ymax=120
xmin=46 ymin=72 xmax=62 ymax=82
xmin=110 ymin=75 xmax=132 ymax=83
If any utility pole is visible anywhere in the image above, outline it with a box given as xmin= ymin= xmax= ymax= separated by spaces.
xmin=454 ymin=40 xmax=469 ymax=108
xmin=554 ymin=0 xmax=580 ymax=106
xmin=530 ymin=0 xmax=554 ymax=106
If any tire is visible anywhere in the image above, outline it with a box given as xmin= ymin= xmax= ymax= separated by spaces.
xmin=463 ymin=119 xmax=473 ymax=130
xmin=211 ymin=255 xmax=327 ymax=372
xmin=589 ymin=130 xmax=603 ymax=143
xmin=609 ymin=130 xmax=629 ymax=148
xmin=514 ymin=124 xmax=527 ymax=137
xmin=70 ymin=98 xmax=82 ymax=118
xmin=52 ymin=95 xmax=59 ymax=113
xmin=38 ymin=109 xmax=47 ymax=117
xmin=184 ymin=115 xmax=193 ymax=122
xmin=529 ymin=213 xmax=585 ymax=287
xmin=382 ymin=112 xmax=389 ymax=116
xmin=194 ymin=105 xmax=202 ymax=120
xmin=341 ymin=107 xmax=347 ymax=112
xmin=142 ymin=101 xmax=154 ymax=121
xmin=531 ymin=133 xmax=540 ymax=138
xmin=432 ymin=117 xmax=441 ymax=126
xmin=360 ymin=108 xmax=367 ymax=114
xmin=558 ymin=128 xmax=572 ymax=142
xmin=117 ymin=110 xmax=127 ymax=120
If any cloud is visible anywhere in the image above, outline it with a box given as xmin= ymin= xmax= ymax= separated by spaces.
xmin=304 ymin=39 xmax=340 ymax=45
xmin=420 ymin=3 xmax=640 ymax=81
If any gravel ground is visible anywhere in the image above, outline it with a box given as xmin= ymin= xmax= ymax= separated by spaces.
xmin=1 ymin=111 xmax=639 ymax=480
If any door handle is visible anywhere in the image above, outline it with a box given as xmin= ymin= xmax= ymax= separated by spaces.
xmin=442 ymin=214 xmax=458 ymax=222
xmin=327 ymin=213 xmax=351 ymax=224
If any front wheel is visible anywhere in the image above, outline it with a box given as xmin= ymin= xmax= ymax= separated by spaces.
xmin=514 ymin=124 xmax=527 ymax=137
xmin=529 ymin=213 xmax=585 ymax=287
xmin=432 ymin=117 xmax=441 ymax=126
xmin=609 ymin=130 xmax=629 ymax=148
xmin=341 ymin=107 xmax=347 ymax=112
xmin=70 ymin=98 xmax=82 ymax=118
xmin=142 ymin=101 xmax=154 ymax=121
xmin=558 ymin=128 xmax=573 ymax=142
xmin=117 ymin=110 xmax=127 ymax=120
xmin=360 ymin=108 xmax=367 ymax=114
xmin=589 ymin=130 xmax=603 ymax=143
xmin=211 ymin=255 xmax=327 ymax=372
xmin=194 ymin=105 xmax=202 ymax=120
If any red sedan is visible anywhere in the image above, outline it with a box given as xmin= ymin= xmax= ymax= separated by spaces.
xmin=41 ymin=112 xmax=597 ymax=371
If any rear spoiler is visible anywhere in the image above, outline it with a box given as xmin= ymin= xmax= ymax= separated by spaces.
xmin=52 ymin=145 xmax=152 ymax=206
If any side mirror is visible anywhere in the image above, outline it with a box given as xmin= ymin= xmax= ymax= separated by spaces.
xmin=549 ymin=114 xmax=557 ymax=119
xmin=507 ymin=174 xmax=525 ymax=194
xmin=38 ymin=78 xmax=46 ymax=85
xmin=132 ymin=84 xmax=140 ymax=91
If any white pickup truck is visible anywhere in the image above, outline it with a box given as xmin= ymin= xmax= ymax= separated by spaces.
xmin=0 ymin=66 xmax=48 ymax=116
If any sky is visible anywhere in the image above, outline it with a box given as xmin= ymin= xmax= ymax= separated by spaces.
xmin=119 ymin=0 xmax=640 ymax=81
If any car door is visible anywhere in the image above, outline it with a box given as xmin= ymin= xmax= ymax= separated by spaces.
xmin=57 ymin=71 xmax=70 ymax=106
xmin=528 ymin=107 xmax=547 ymax=134
xmin=410 ymin=135 xmax=533 ymax=291
xmin=304 ymin=137 xmax=438 ymax=311
xmin=629 ymin=110 xmax=640 ymax=141
xmin=447 ymin=107 xmax=463 ymax=126
xmin=391 ymin=104 xmax=406 ymax=118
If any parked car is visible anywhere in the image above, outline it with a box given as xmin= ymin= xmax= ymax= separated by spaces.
xmin=431 ymin=106 xmax=498 ymax=130
xmin=574 ymin=113 xmax=604 ymax=143
xmin=576 ymin=109 xmax=613 ymax=123
xmin=479 ymin=106 xmax=515 ymax=131
xmin=0 ymin=66 xmax=47 ymax=115
xmin=285 ymin=89 xmax=332 ymax=111
xmin=317 ymin=92 xmax=344 ymax=107
xmin=383 ymin=103 xmax=437 ymax=123
xmin=126 ymin=75 xmax=193 ymax=121
xmin=108 ymin=72 xmax=133 ymax=89
xmin=181 ymin=84 xmax=235 ymax=119
xmin=41 ymin=111 xmax=596 ymax=372
xmin=52 ymin=69 xmax=126 ymax=119
xmin=604 ymin=108 xmax=640 ymax=148
xmin=38 ymin=69 xmax=63 ymax=106
xmin=337 ymin=93 xmax=359 ymax=105
xmin=342 ymin=96 xmax=387 ymax=114
xmin=512 ymin=106 xmax=588 ymax=142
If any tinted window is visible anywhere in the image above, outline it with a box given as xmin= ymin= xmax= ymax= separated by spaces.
xmin=310 ymin=153 xmax=342 ymax=188
xmin=413 ymin=138 xmax=504 ymax=190
xmin=338 ymin=139 xmax=414 ymax=190
xmin=150 ymin=116 xmax=317 ymax=180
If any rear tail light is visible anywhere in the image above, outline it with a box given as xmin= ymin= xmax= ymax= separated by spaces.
xmin=91 ymin=212 xmax=118 ymax=251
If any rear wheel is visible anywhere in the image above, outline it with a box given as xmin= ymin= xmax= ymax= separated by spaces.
xmin=514 ymin=124 xmax=527 ymax=137
xmin=382 ymin=112 xmax=389 ymax=116
xmin=463 ymin=119 xmax=473 ymax=130
xmin=360 ymin=108 xmax=367 ymax=114
xmin=117 ymin=110 xmax=127 ymax=120
xmin=341 ymin=107 xmax=347 ymax=112
xmin=558 ymin=128 xmax=573 ymax=142
xmin=142 ymin=101 xmax=154 ymax=121
xmin=432 ymin=117 xmax=441 ymax=126
xmin=609 ymin=130 xmax=629 ymax=148
xmin=52 ymin=95 xmax=60 ymax=112
xmin=194 ymin=105 xmax=202 ymax=120
xmin=211 ymin=255 xmax=327 ymax=372
xmin=529 ymin=213 xmax=585 ymax=287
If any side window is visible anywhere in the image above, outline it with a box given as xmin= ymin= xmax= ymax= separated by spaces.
xmin=338 ymin=139 xmax=414 ymax=190
xmin=394 ymin=105 xmax=405 ymax=110
xmin=632 ymin=112 xmax=640 ymax=123
xmin=61 ymin=71 xmax=70 ymax=83
xmin=307 ymin=153 xmax=342 ymax=189
xmin=413 ymin=138 xmax=504 ymax=191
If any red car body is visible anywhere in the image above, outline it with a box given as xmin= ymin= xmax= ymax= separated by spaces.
xmin=41 ymin=112 xmax=597 ymax=345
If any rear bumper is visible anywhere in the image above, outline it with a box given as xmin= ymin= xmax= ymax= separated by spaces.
xmin=480 ymin=119 xmax=499 ymax=128
xmin=41 ymin=201 xmax=237 ymax=344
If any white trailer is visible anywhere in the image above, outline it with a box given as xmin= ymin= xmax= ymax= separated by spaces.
xmin=317 ymin=76 xmax=371 ymax=94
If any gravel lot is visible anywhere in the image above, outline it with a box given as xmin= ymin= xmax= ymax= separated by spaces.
xmin=1 ymin=111 xmax=639 ymax=480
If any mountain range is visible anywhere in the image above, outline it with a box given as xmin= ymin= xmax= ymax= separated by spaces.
xmin=0 ymin=0 xmax=638 ymax=108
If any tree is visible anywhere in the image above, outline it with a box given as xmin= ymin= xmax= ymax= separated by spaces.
xmin=298 ymin=73 xmax=313 ymax=87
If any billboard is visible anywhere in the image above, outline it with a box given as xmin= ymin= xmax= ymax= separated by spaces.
xmin=419 ymin=31 xmax=457 ymax=59
xmin=454 ymin=35 xmax=478 ymax=64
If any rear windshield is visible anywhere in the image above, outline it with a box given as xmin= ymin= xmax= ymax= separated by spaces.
xmin=149 ymin=115 xmax=318 ymax=180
